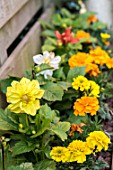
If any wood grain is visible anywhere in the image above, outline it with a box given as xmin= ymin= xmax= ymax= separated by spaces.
xmin=0 ymin=0 xmax=42 ymax=66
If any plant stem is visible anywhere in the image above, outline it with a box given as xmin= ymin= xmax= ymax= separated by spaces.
xmin=26 ymin=115 xmax=29 ymax=127
xmin=0 ymin=140 xmax=5 ymax=170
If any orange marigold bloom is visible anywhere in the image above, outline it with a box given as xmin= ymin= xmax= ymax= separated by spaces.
xmin=70 ymin=123 xmax=86 ymax=136
xmin=86 ymin=63 xmax=100 ymax=77
xmin=73 ymin=96 xmax=100 ymax=116
xmin=76 ymin=30 xmax=90 ymax=39
xmin=87 ymin=15 xmax=98 ymax=25
xmin=68 ymin=52 xmax=93 ymax=69
xmin=106 ymin=58 xmax=113 ymax=69
xmin=90 ymin=47 xmax=110 ymax=66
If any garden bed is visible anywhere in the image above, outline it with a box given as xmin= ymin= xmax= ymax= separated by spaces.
xmin=0 ymin=2 xmax=113 ymax=170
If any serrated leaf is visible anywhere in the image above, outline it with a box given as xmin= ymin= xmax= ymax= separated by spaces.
xmin=42 ymin=82 xmax=64 ymax=101
xmin=67 ymin=66 xmax=86 ymax=82
xmin=39 ymin=104 xmax=56 ymax=121
xmin=34 ymin=160 xmax=56 ymax=170
xmin=12 ymin=141 xmax=35 ymax=156
xmin=0 ymin=109 xmax=18 ymax=131
xmin=51 ymin=122 xmax=70 ymax=141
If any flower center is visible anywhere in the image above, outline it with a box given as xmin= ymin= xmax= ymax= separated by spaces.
xmin=22 ymin=94 xmax=29 ymax=103
xmin=44 ymin=58 xmax=50 ymax=65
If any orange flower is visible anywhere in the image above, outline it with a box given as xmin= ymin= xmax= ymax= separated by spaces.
xmin=68 ymin=52 xmax=93 ymax=69
xmin=73 ymin=96 xmax=100 ymax=116
xmin=105 ymin=41 xmax=110 ymax=46
xmin=76 ymin=30 xmax=90 ymax=42
xmin=87 ymin=15 xmax=98 ymax=25
xmin=86 ymin=63 xmax=100 ymax=77
xmin=70 ymin=123 xmax=86 ymax=136
xmin=106 ymin=58 xmax=113 ymax=69
xmin=90 ymin=47 xmax=110 ymax=66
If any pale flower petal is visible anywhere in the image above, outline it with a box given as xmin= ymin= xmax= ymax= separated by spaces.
xmin=33 ymin=54 xmax=43 ymax=65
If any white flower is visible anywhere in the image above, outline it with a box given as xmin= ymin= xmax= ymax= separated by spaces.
xmin=33 ymin=51 xmax=61 ymax=78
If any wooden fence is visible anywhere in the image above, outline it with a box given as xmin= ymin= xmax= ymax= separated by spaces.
xmin=0 ymin=0 xmax=54 ymax=107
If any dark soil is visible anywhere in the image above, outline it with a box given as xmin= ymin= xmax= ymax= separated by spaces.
xmin=101 ymin=99 xmax=113 ymax=170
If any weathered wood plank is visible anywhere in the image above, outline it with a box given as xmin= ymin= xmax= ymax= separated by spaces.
xmin=0 ymin=0 xmax=42 ymax=66
xmin=0 ymin=0 xmax=30 ymax=28
xmin=0 ymin=4 xmax=54 ymax=80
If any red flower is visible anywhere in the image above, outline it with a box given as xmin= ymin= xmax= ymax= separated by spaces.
xmin=54 ymin=27 xmax=79 ymax=45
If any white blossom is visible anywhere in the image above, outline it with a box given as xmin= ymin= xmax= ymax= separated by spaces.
xmin=33 ymin=51 xmax=61 ymax=78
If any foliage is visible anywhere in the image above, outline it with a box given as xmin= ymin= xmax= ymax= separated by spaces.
xmin=0 ymin=5 xmax=113 ymax=170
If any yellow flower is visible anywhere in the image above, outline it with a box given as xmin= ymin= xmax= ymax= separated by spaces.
xmin=67 ymin=140 xmax=91 ymax=163
xmin=72 ymin=76 xmax=90 ymax=91
xmin=88 ymin=80 xmax=100 ymax=97
xmin=73 ymin=96 xmax=99 ymax=116
xmin=68 ymin=52 xmax=93 ymax=69
xmin=90 ymin=47 xmax=110 ymax=66
xmin=106 ymin=58 xmax=113 ymax=69
xmin=72 ymin=77 xmax=100 ymax=97
xmin=100 ymin=33 xmax=111 ymax=39
xmin=50 ymin=146 xmax=70 ymax=162
xmin=6 ymin=77 xmax=44 ymax=116
xmin=86 ymin=131 xmax=110 ymax=153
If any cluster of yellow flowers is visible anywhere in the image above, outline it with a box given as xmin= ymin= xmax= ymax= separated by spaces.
xmin=50 ymin=131 xmax=110 ymax=164
xmin=6 ymin=77 xmax=44 ymax=116
xmin=72 ymin=75 xmax=100 ymax=97
xmin=68 ymin=46 xmax=113 ymax=77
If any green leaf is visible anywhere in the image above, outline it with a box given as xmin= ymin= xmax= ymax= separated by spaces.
xmin=12 ymin=141 xmax=35 ymax=156
xmin=32 ymin=104 xmax=57 ymax=138
xmin=51 ymin=122 xmax=70 ymax=141
xmin=52 ymin=14 xmax=62 ymax=26
xmin=31 ymin=119 xmax=51 ymax=138
xmin=57 ymin=81 xmax=71 ymax=91
xmin=61 ymin=8 xmax=72 ymax=17
xmin=0 ymin=76 xmax=20 ymax=93
xmin=0 ymin=109 xmax=18 ymax=131
xmin=34 ymin=160 xmax=56 ymax=170
xmin=44 ymin=37 xmax=57 ymax=46
xmin=53 ymin=67 xmax=66 ymax=80
xmin=42 ymin=82 xmax=64 ymax=101
xmin=41 ymin=30 xmax=56 ymax=37
xmin=39 ymin=104 xmax=56 ymax=121
xmin=67 ymin=113 xmax=88 ymax=124
xmin=34 ymin=64 xmax=53 ymax=74
xmin=8 ymin=163 xmax=34 ymax=170
xmin=89 ymin=21 xmax=107 ymax=30
xmin=42 ymin=45 xmax=56 ymax=52
xmin=67 ymin=66 xmax=86 ymax=82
